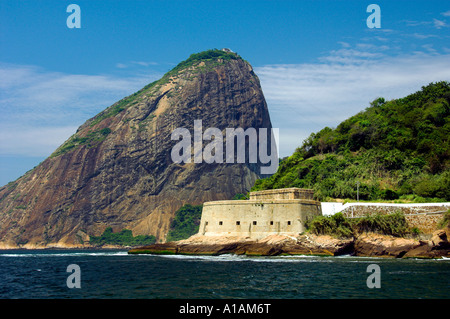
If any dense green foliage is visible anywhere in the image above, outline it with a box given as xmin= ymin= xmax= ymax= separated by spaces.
xmin=169 ymin=49 xmax=239 ymax=75
xmin=232 ymin=193 xmax=249 ymax=200
xmin=166 ymin=204 xmax=203 ymax=242
xmin=89 ymin=227 xmax=156 ymax=246
xmin=159 ymin=48 xmax=241 ymax=85
xmin=307 ymin=212 xmax=413 ymax=238
xmin=351 ymin=212 xmax=411 ymax=237
xmin=307 ymin=213 xmax=354 ymax=238
xmin=90 ymin=93 xmax=140 ymax=127
xmin=253 ymin=82 xmax=450 ymax=202
xmin=437 ymin=209 xmax=450 ymax=229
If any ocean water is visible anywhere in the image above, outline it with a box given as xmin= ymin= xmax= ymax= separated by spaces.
xmin=0 ymin=249 xmax=448 ymax=299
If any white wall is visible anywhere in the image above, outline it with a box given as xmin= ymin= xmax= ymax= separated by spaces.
xmin=321 ymin=202 xmax=344 ymax=216
xmin=321 ymin=202 xmax=450 ymax=216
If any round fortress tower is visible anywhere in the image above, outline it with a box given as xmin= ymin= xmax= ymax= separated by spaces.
xmin=198 ymin=188 xmax=322 ymax=239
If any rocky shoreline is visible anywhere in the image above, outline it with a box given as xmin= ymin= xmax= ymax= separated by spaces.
xmin=128 ymin=228 xmax=450 ymax=259
xmin=1 ymin=227 xmax=448 ymax=259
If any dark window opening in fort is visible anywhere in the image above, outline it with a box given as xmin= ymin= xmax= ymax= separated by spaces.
xmin=219 ymin=221 xmax=223 ymax=225
xmin=287 ymin=221 xmax=291 ymax=225
xmin=270 ymin=221 xmax=274 ymax=225
xmin=253 ymin=221 xmax=257 ymax=225
xmin=236 ymin=221 xmax=240 ymax=225
xmin=205 ymin=221 xmax=208 ymax=225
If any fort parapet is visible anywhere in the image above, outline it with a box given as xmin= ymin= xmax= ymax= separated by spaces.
xmin=249 ymin=188 xmax=314 ymax=200
xmin=198 ymin=188 xmax=322 ymax=239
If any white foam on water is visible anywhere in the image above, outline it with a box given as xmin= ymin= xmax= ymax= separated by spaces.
xmin=0 ymin=251 xmax=129 ymax=258
xmin=155 ymin=254 xmax=249 ymax=262
xmin=152 ymin=253 xmax=337 ymax=263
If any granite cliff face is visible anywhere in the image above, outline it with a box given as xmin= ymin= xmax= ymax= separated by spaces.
xmin=0 ymin=50 xmax=274 ymax=248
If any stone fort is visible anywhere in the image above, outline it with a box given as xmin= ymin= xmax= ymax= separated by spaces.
xmin=199 ymin=188 xmax=322 ymax=239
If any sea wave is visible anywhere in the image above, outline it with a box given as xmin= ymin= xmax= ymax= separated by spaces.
xmin=0 ymin=251 xmax=129 ymax=258
xmin=153 ymin=253 xmax=337 ymax=263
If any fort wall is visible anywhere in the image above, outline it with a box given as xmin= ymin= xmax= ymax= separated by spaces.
xmin=249 ymin=188 xmax=314 ymax=200
xmin=199 ymin=188 xmax=321 ymax=239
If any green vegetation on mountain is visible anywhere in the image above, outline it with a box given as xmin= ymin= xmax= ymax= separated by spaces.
xmin=166 ymin=204 xmax=203 ymax=241
xmin=51 ymin=127 xmax=112 ymax=158
xmin=167 ymin=49 xmax=239 ymax=76
xmin=253 ymin=81 xmax=450 ymax=202
xmin=89 ymin=227 xmax=156 ymax=246
xmin=90 ymin=95 xmax=140 ymax=127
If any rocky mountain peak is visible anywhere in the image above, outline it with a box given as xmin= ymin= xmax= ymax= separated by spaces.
xmin=0 ymin=49 xmax=274 ymax=247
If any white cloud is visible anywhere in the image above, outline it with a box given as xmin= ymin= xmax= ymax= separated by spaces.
xmin=433 ymin=18 xmax=447 ymax=29
xmin=422 ymin=44 xmax=437 ymax=53
xmin=115 ymin=61 xmax=159 ymax=69
xmin=403 ymin=17 xmax=448 ymax=32
xmin=404 ymin=20 xmax=430 ymax=27
xmin=319 ymin=48 xmax=383 ymax=64
xmin=131 ymin=61 xmax=159 ymax=67
xmin=256 ymin=51 xmax=450 ymax=157
xmin=116 ymin=63 xmax=128 ymax=69
xmin=410 ymin=33 xmax=439 ymax=40
xmin=337 ymin=41 xmax=350 ymax=48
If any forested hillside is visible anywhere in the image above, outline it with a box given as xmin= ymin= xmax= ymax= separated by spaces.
xmin=252 ymin=82 xmax=450 ymax=202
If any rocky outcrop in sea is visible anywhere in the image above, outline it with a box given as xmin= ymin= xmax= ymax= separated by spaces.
xmin=128 ymin=226 xmax=450 ymax=259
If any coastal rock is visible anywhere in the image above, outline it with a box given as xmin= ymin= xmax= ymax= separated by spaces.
xmin=128 ymin=235 xmax=283 ymax=256
xmin=128 ymin=233 xmax=354 ymax=256
xmin=353 ymin=233 xmax=420 ymax=258
xmin=0 ymin=50 xmax=273 ymax=247
xmin=131 ymin=242 xmax=179 ymax=255
xmin=403 ymin=241 xmax=450 ymax=259
xmin=128 ymin=230 xmax=450 ymax=258
xmin=403 ymin=227 xmax=450 ymax=258
xmin=431 ymin=229 xmax=449 ymax=248
xmin=281 ymin=234 xmax=354 ymax=256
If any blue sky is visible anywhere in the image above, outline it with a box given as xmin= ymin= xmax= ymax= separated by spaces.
xmin=1 ymin=0 xmax=450 ymax=186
